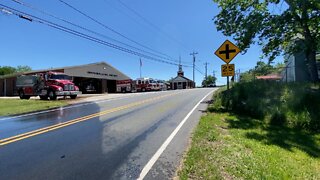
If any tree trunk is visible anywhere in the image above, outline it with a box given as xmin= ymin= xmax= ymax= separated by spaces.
xmin=300 ymin=0 xmax=319 ymax=82
xmin=306 ymin=50 xmax=319 ymax=83
xmin=304 ymin=28 xmax=319 ymax=82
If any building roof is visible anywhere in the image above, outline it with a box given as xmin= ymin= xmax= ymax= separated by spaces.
xmin=171 ymin=75 xmax=194 ymax=82
xmin=256 ymin=74 xmax=282 ymax=80
xmin=0 ymin=61 xmax=130 ymax=80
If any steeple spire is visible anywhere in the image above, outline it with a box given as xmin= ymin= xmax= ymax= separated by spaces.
xmin=177 ymin=55 xmax=184 ymax=77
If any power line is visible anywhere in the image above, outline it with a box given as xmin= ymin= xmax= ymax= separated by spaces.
xmin=194 ymin=66 xmax=205 ymax=76
xmin=0 ymin=4 xmax=192 ymax=68
xmin=103 ymin=0 xmax=191 ymax=65
xmin=9 ymin=0 xmax=180 ymax=64
xmin=58 ymin=0 xmax=183 ymax=64
xmin=116 ymin=0 xmax=191 ymax=52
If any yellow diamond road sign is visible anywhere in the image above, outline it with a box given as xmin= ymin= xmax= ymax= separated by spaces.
xmin=215 ymin=40 xmax=240 ymax=64
xmin=221 ymin=64 xmax=235 ymax=77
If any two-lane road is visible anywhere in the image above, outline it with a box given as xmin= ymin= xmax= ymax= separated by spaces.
xmin=0 ymin=88 xmax=216 ymax=180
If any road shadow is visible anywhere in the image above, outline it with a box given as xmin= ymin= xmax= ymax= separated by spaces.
xmin=201 ymin=99 xmax=214 ymax=105
xmin=226 ymin=115 xmax=320 ymax=158
xmin=199 ymin=100 xmax=214 ymax=113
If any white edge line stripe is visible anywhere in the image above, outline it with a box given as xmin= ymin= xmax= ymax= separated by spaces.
xmin=137 ymin=90 xmax=214 ymax=180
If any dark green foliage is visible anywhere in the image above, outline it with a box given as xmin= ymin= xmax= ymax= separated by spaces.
xmin=270 ymin=109 xmax=287 ymax=126
xmin=0 ymin=65 xmax=32 ymax=76
xmin=202 ymin=75 xmax=217 ymax=87
xmin=0 ymin=66 xmax=16 ymax=75
xmin=212 ymin=81 xmax=320 ymax=132
xmin=16 ymin=65 xmax=32 ymax=73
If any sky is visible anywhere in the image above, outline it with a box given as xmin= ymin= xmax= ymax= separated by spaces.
xmin=0 ymin=0 xmax=283 ymax=85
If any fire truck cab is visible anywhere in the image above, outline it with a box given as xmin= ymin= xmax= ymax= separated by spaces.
xmin=16 ymin=71 xmax=79 ymax=100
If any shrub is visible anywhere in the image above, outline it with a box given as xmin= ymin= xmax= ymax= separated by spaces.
xmin=212 ymin=81 xmax=320 ymax=132
xmin=270 ymin=109 xmax=287 ymax=126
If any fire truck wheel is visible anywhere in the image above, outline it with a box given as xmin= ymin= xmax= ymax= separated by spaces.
xmin=39 ymin=95 xmax=48 ymax=100
xmin=24 ymin=96 xmax=30 ymax=100
xmin=142 ymin=88 xmax=146 ymax=92
xmin=48 ymin=90 xmax=57 ymax=100
xmin=70 ymin=95 xmax=77 ymax=99
xmin=19 ymin=91 xmax=26 ymax=99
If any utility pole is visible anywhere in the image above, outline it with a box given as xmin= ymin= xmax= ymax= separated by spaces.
xmin=204 ymin=62 xmax=209 ymax=87
xmin=190 ymin=51 xmax=198 ymax=85
xmin=204 ymin=62 xmax=209 ymax=79
xmin=139 ymin=58 xmax=142 ymax=78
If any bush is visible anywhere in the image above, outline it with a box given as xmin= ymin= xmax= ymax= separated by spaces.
xmin=212 ymin=81 xmax=320 ymax=132
xmin=270 ymin=109 xmax=287 ymax=126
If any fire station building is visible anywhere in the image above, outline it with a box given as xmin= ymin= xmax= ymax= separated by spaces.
xmin=0 ymin=62 xmax=130 ymax=96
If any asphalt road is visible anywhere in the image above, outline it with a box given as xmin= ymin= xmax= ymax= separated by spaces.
xmin=0 ymin=88 xmax=216 ymax=180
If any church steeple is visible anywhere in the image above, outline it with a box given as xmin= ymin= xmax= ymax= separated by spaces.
xmin=177 ymin=56 xmax=184 ymax=77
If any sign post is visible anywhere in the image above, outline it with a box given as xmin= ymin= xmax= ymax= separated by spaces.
xmin=214 ymin=40 xmax=240 ymax=90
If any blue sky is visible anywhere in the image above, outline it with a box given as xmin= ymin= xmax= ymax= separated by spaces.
xmin=0 ymin=0 xmax=283 ymax=85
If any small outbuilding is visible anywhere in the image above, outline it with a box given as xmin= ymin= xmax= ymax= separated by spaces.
xmin=170 ymin=65 xmax=195 ymax=90
xmin=0 ymin=62 xmax=130 ymax=96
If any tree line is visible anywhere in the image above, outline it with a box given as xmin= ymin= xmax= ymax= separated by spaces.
xmin=0 ymin=65 xmax=32 ymax=76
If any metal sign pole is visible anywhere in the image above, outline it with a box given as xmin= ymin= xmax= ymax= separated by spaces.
xmin=227 ymin=74 xmax=229 ymax=90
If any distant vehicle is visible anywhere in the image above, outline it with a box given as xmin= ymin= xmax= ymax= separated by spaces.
xmin=203 ymin=84 xmax=216 ymax=88
xmin=16 ymin=71 xmax=80 ymax=100
xmin=135 ymin=78 xmax=158 ymax=92
xmin=156 ymin=80 xmax=167 ymax=91
xmin=116 ymin=79 xmax=135 ymax=93
xmin=85 ymin=84 xmax=96 ymax=93
xmin=116 ymin=78 xmax=169 ymax=93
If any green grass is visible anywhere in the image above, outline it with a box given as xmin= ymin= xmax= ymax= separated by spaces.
xmin=0 ymin=99 xmax=68 ymax=116
xmin=179 ymin=112 xmax=320 ymax=179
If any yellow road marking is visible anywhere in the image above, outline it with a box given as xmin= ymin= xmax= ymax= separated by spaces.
xmin=0 ymin=92 xmax=179 ymax=146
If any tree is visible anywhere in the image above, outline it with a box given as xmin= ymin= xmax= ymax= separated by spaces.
xmin=213 ymin=0 xmax=320 ymax=82
xmin=0 ymin=65 xmax=32 ymax=76
xmin=202 ymin=75 xmax=217 ymax=86
xmin=0 ymin=66 xmax=16 ymax=75
xmin=240 ymin=71 xmax=255 ymax=82
xmin=16 ymin=65 xmax=32 ymax=73
xmin=254 ymin=61 xmax=274 ymax=76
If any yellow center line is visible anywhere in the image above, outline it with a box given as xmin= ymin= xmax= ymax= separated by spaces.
xmin=0 ymin=92 xmax=180 ymax=146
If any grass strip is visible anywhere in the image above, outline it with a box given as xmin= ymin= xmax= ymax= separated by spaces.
xmin=179 ymin=112 xmax=320 ymax=179
xmin=0 ymin=99 xmax=68 ymax=116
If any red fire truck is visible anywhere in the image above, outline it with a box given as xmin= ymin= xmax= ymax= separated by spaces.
xmin=116 ymin=78 xmax=162 ymax=93
xmin=116 ymin=79 xmax=135 ymax=93
xmin=135 ymin=78 xmax=159 ymax=92
xmin=16 ymin=71 xmax=80 ymax=100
